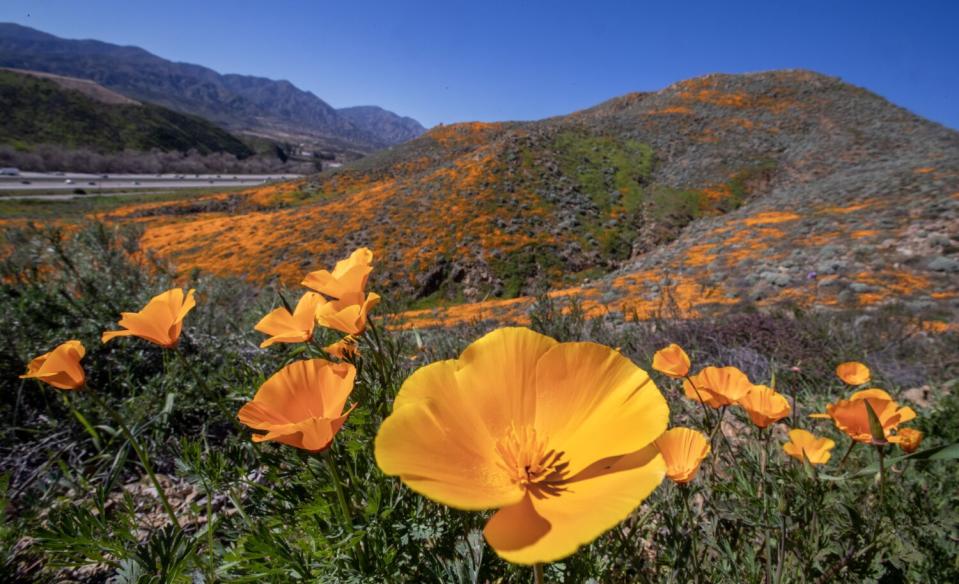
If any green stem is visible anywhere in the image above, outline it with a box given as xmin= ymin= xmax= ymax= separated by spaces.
xmin=324 ymin=453 xmax=353 ymax=526
xmin=760 ymin=429 xmax=772 ymax=584
xmin=876 ymin=445 xmax=886 ymax=510
xmin=837 ymin=440 xmax=857 ymax=468
xmin=683 ymin=375 xmax=714 ymax=429
xmin=681 ymin=485 xmax=702 ymax=583
xmin=323 ymin=453 xmax=370 ymax=571
xmin=87 ymin=390 xmax=181 ymax=529
xmin=533 ymin=563 xmax=545 ymax=584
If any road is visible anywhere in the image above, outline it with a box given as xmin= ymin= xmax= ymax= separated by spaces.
xmin=0 ymin=172 xmax=301 ymax=197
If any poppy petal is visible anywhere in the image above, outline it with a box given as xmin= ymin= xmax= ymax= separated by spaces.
xmin=533 ymin=341 xmax=668 ymax=475
xmin=484 ymin=445 xmax=664 ymax=564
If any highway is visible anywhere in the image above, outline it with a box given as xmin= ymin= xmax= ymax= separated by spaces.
xmin=0 ymin=171 xmax=301 ymax=198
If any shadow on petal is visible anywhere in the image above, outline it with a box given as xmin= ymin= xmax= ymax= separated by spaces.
xmin=484 ymin=494 xmax=552 ymax=552
xmin=563 ymin=444 xmax=662 ymax=484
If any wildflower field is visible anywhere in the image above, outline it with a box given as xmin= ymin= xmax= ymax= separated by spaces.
xmin=2 ymin=223 xmax=958 ymax=583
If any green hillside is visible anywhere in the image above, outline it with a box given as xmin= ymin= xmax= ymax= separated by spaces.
xmin=0 ymin=69 xmax=253 ymax=157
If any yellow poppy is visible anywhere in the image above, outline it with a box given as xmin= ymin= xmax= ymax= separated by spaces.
xmin=302 ymin=247 xmax=374 ymax=299
xmin=835 ymin=361 xmax=870 ymax=386
xmin=651 ymin=343 xmax=691 ymax=378
xmin=810 ymin=389 xmax=916 ymax=444
xmin=237 ymin=359 xmax=356 ymax=452
xmin=315 ymin=291 xmax=380 ymax=336
xmin=782 ymin=429 xmax=835 ymax=464
xmin=738 ymin=384 xmax=792 ymax=428
xmin=374 ymin=327 xmax=668 ymax=565
xmin=102 ymin=288 xmax=196 ymax=348
xmin=324 ymin=336 xmax=359 ymax=360
xmin=683 ymin=366 xmax=752 ymax=408
xmin=255 ymin=292 xmax=323 ymax=348
xmin=20 ymin=340 xmax=86 ymax=391
xmin=654 ymin=427 xmax=710 ymax=484
xmin=895 ymin=428 xmax=923 ymax=454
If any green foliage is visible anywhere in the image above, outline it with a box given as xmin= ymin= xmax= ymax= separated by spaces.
xmin=490 ymin=243 xmax=564 ymax=298
xmin=552 ymin=130 xmax=653 ymax=213
xmin=2 ymin=223 xmax=957 ymax=582
xmin=0 ymin=70 xmax=252 ymax=157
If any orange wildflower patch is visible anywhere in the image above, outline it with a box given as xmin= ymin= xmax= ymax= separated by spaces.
xmin=741 ymin=211 xmax=801 ymax=226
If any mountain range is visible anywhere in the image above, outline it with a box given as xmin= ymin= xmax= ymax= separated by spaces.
xmin=0 ymin=22 xmax=426 ymax=152
xmin=95 ymin=70 xmax=959 ymax=325
xmin=0 ymin=68 xmax=253 ymax=157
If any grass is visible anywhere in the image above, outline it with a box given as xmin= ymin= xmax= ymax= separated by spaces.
xmin=0 ymin=186 xmax=252 ymax=220
xmin=1 ymin=223 xmax=957 ymax=582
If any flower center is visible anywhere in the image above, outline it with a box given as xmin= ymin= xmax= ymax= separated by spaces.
xmin=495 ymin=425 xmax=570 ymax=497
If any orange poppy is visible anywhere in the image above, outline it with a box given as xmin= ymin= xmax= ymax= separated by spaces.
xmin=324 ymin=336 xmax=359 ymax=360
xmin=375 ymin=327 xmax=668 ymax=565
xmin=20 ymin=340 xmax=86 ymax=391
xmin=651 ymin=344 xmax=691 ymax=378
xmin=315 ymin=291 xmax=380 ymax=336
xmin=102 ymin=288 xmax=196 ymax=348
xmin=810 ymin=389 xmax=916 ymax=444
xmin=302 ymin=247 xmax=373 ymax=299
xmin=683 ymin=366 xmax=752 ymax=408
xmin=255 ymin=292 xmax=323 ymax=348
xmin=738 ymin=384 xmax=792 ymax=428
xmin=835 ymin=362 xmax=870 ymax=386
xmin=782 ymin=429 xmax=835 ymax=465
xmin=895 ymin=428 xmax=923 ymax=454
xmin=654 ymin=427 xmax=710 ymax=484
xmin=237 ymin=359 xmax=356 ymax=452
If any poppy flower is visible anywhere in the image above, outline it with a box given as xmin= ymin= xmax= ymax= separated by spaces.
xmin=835 ymin=362 xmax=870 ymax=386
xmin=255 ymin=292 xmax=323 ymax=348
xmin=302 ymin=247 xmax=373 ymax=299
xmin=20 ymin=340 xmax=86 ymax=391
xmin=654 ymin=427 xmax=710 ymax=484
xmin=374 ymin=327 xmax=668 ymax=565
xmin=315 ymin=291 xmax=380 ymax=336
xmin=651 ymin=344 xmax=691 ymax=378
xmin=324 ymin=336 xmax=359 ymax=360
xmin=683 ymin=366 xmax=752 ymax=408
xmin=782 ymin=429 xmax=835 ymax=464
xmin=810 ymin=389 xmax=916 ymax=444
xmin=895 ymin=428 xmax=923 ymax=454
xmin=102 ymin=288 xmax=196 ymax=348
xmin=738 ymin=384 xmax=792 ymax=428
xmin=237 ymin=359 xmax=356 ymax=452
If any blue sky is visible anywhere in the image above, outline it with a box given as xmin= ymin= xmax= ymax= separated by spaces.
xmin=1 ymin=0 xmax=957 ymax=129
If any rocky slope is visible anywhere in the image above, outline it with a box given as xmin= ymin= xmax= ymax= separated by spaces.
xmin=96 ymin=70 xmax=959 ymax=324
xmin=0 ymin=23 xmax=426 ymax=151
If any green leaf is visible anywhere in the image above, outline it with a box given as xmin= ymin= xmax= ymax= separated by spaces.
xmin=801 ymin=450 xmax=818 ymax=480
xmin=863 ymin=399 xmax=886 ymax=444
xmin=818 ymin=442 xmax=959 ymax=480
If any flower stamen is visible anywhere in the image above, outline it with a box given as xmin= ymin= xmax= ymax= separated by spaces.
xmin=495 ymin=425 xmax=570 ymax=497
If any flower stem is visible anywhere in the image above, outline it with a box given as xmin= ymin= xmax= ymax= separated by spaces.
xmin=760 ymin=429 xmax=772 ymax=584
xmin=876 ymin=444 xmax=886 ymax=510
xmin=683 ymin=375 xmax=713 ymax=428
xmin=324 ymin=453 xmax=352 ymax=526
xmin=323 ymin=452 xmax=370 ymax=571
xmin=680 ymin=485 xmax=702 ymax=583
xmin=87 ymin=390 xmax=181 ymax=529
xmin=533 ymin=563 xmax=545 ymax=584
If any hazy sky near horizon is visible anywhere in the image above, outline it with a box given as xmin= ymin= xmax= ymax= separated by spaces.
xmin=1 ymin=0 xmax=957 ymax=129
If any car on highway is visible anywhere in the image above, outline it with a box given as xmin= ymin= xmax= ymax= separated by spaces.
xmin=0 ymin=167 xmax=20 ymax=176
xmin=64 ymin=179 xmax=73 ymax=184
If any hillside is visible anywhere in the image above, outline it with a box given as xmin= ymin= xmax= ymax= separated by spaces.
xmin=0 ymin=69 xmax=253 ymax=157
xmin=0 ymin=23 xmax=426 ymax=152
xmin=95 ymin=70 xmax=959 ymax=323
